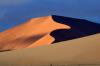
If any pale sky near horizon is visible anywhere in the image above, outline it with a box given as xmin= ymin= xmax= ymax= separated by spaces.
xmin=0 ymin=0 xmax=100 ymax=31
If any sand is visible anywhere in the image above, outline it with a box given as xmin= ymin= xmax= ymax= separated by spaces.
xmin=0 ymin=34 xmax=99 ymax=66
xmin=0 ymin=15 xmax=99 ymax=66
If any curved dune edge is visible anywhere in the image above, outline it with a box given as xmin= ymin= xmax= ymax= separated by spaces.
xmin=0 ymin=16 xmax=71 ymax=51
xmin=0 ymin=34 xmax=100 ymax=66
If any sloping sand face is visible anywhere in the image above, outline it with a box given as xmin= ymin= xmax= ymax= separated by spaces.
xmin=0 ymin=34 xmax=99 ymax=66
xmin=0 ymin=16 xmax=70 ymax=51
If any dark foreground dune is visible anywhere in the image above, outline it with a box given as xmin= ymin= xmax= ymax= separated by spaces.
xmin=0 ymin=34 xmax=100 ymax=66
xmin=0 ymin=15 xmax=100 ymax=51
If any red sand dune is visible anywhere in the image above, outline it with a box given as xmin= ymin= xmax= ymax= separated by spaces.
xmin=0 ymin=16 xmax=70 ymax=51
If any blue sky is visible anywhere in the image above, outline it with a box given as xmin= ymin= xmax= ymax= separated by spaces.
xmin=0 ymin=0 xmax=100 ymax=31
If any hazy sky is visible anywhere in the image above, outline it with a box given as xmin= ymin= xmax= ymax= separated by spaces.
xmin=0 ymin=0 xmax=100 ymax=31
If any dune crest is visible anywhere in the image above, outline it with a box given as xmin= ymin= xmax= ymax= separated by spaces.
xmin=0 ymin=16 xmax=70 ymax=51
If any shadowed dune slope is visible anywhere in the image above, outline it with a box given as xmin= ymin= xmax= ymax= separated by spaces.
xmin=51 ymin=15 xmax=100 ymax=43
xmin=0 ymin=34 xmax=100 ymax=66
xmin=0 ymin=15 xmax=100 ymax=51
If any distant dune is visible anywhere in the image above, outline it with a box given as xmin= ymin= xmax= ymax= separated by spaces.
xmin=0 ymin=15 xmax=100 ymax=51
xmin=0 ymin=34 xmax=100 ymax=66
xmin=0 ymin=16 xmax=70 ymax=51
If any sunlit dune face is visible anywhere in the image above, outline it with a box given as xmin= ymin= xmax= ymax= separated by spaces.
xmin=0 ymin=16 xmax=71 ymax=51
